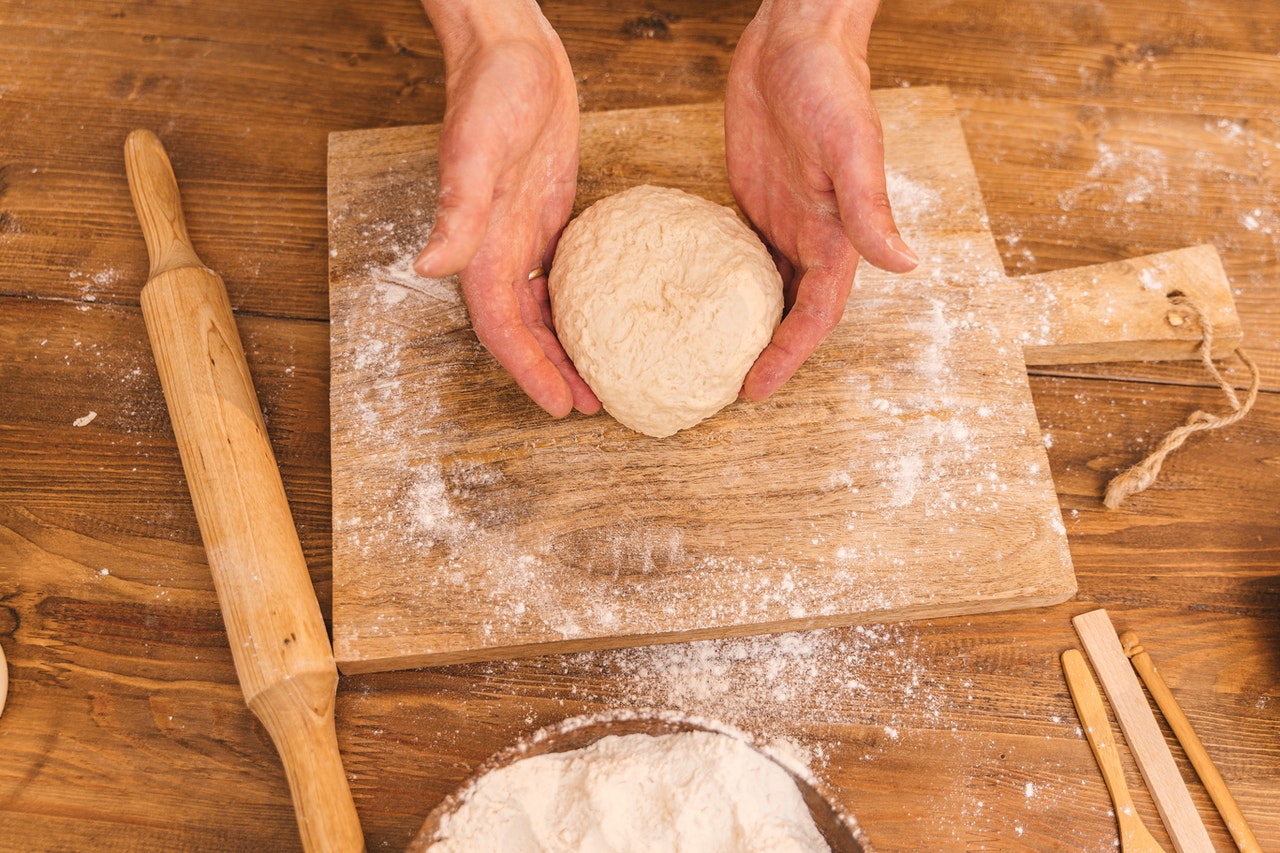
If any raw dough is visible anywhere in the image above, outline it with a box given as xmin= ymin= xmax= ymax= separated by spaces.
xmin=549 ymin=185 xmax=783 ymax=438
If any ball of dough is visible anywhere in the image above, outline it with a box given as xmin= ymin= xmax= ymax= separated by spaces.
xmin=549 ymin=185 xmax=783 ymax=438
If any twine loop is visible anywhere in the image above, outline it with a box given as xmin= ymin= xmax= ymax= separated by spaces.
xmin=1104 ymin=294 xmax=1260 ymax=509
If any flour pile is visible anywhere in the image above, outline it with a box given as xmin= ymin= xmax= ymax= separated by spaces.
xmin=426 ymin=731 xmax=830 ymax=853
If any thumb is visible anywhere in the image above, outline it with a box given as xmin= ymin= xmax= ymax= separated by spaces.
xmin=415 ymin=124 xmax=501 ymax=278
xmin=742 ymin=252 xmax=856 ymax=401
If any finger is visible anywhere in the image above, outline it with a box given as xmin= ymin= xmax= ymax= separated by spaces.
xmin=742 ymin=258 xmax=855 ymax=401
xmin=516 ymin=274 xmax=602 ymax=414
xmin=461 ymin=272 xmax=575 ymax=418
xmin=567 ymin=374 xmax=602 ymax=414
xmin=840 ymin=181 xmax=918 ymax=274
xmin=827 ymin=110 xmax=919 ymax=275
xmin=414 ymin=124 xmax=503 ymax=278
xmin=529 ymin=214 xmax=598 ymax=412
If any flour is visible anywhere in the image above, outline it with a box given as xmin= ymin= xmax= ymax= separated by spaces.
xmin=561 ymin=624 xmax=944 ymax=743
xmin=1058 ymin=139 xmax=1170 ymax=209
xmin=885 ymin=167 xmax=941 ymax=225
xmin=331 ymin=115 xmax=1070 ymax=675
xmin=426 ymin=730 xmax=830 ymax=853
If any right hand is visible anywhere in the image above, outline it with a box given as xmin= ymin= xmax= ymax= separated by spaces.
xmin=415 ymin=2 xmax=600 ymax=417
xmin=725 ymin=0 xmax=918 ymax=401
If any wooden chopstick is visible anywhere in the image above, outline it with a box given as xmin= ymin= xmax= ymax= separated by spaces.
xmin=1121 ymin=631 xmax=1263 ymax=853
xmin=1073 ymin=609 xmax=1215 ymax=853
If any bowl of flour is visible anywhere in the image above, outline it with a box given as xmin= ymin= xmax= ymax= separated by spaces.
xmin=406 ymin=710 xmax=868 ymax=853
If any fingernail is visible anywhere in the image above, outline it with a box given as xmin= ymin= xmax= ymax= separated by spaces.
xmin=414 ymin=232 xmax=445 ymax=276
xmin=886 ymin=232 xmax=919 ymax=267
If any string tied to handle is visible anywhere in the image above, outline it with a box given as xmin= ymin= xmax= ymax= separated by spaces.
xmin=1104 ymin=294 xmax=1260 ymax=509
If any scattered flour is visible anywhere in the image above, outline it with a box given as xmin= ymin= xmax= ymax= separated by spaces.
xmin=886 ymin=167 xmax=941 ymax=225
xmin=426 ymin=730 xmax=830 ymax=853
xmin=1059 ymin=139 xmax=1170 ymax=210
xmin=330 ymin=159 xmax=1068 ymax=654
xmin=560 ymin=623 xmax=945 ymax=744
xmin=70 ymin=266 xmax=123 ymax=303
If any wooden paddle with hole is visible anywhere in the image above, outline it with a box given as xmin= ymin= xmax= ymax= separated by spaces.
xmin=125 ymin=129 xmax=364 ymax=853
xmin=1062 ymin=649 xmax=1167 ymax=853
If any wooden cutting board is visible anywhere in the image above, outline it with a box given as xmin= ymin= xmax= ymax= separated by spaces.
xmin=327 ymin=86 xmax=1240 ymax=674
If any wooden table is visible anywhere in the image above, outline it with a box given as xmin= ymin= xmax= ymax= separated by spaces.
xmin=2 ymin=2 xmax=1276 ymax=850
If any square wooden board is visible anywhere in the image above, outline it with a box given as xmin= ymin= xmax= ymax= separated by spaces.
xmin=327 ymin=86 xmax=1075 ymax=673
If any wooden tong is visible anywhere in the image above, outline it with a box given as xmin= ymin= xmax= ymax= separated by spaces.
xmin=1067 ymin=609 xmax=1260 ymax=853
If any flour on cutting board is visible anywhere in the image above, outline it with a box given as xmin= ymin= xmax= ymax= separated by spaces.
xmin=329 ymin=85 xmax=1076 ymax=673
xmin=332 ymin=216 xmax=585 ymax=637
xmin=330 ymin=158 xmax=1068 ymax=653
xmin=885 ymin=167 xmax=941 ymax=225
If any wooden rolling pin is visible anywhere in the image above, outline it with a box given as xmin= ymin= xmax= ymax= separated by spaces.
xmin=125 ymin=129 xmax=364 ymax=853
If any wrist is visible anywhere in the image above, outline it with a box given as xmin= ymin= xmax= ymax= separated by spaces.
xmin=751 ymin=0 xmax=880 ymax=47
xmin=421 ymin=0 xmax=555 ymax=63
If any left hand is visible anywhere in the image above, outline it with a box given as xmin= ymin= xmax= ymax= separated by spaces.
xmin=726 ymin=0 xmax=918 ymax=401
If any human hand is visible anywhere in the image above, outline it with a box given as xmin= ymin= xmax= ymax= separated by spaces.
xmin=415 ymin=2 xmax=600 ymax=417
xmin=726 ymin=0 xmax=918 ymax=401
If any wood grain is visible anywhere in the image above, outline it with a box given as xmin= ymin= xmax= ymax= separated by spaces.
xmin=128 ymin=129 xmax=363 ymax=852
xmin=1 ymin=1 xmax=1277 ymax=851
xmin=328 ymin=89 xmax=1078 ymax=671
xmin=1019 ymin=245 xmax=1242 ymax=365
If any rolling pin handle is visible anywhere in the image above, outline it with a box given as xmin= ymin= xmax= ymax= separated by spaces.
xmin=253 ymin=672 xmax=365 ymax=853
xmin=124 ymin=128 xmax=206 ymax=279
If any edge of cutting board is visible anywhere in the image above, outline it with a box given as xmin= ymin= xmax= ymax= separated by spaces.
xmin=327 ymin=86 xmax=1079 ymax=674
